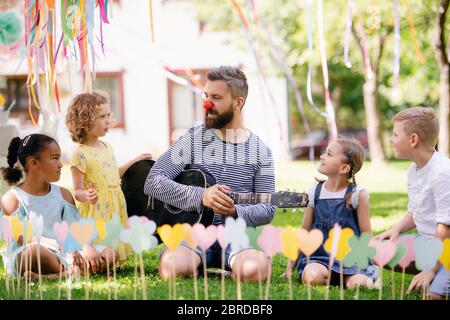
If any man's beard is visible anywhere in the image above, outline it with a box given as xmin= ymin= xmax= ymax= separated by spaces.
xmin=204 ymin=103 xmax=234 ymax=129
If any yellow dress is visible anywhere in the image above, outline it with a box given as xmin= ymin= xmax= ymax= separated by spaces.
xmin=70 ymin=141 xmax=131 ymax=261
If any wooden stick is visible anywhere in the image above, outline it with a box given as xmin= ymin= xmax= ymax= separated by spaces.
xmin=202 ymin=251 xmax=208 ymax=300
xmin=221 ymin=248 xmax=225 ymax=300
xmin=391 ymin=267 xmax=395 ymax=300
xmin=113 ymin=252 xmax=117 ymax=300
xmin=24 ymin=249 xmax=28 ymax=300
xmin=139 ymin=254 xmax=148 ymax=300
xmin=400 ymin=266 xmax=405 ymax=300
xmin=325 ymin=259 xmax=333 ymax=300
xmin=257 ymin=257 xmax=263 ymax=300
xmin=288 ymin=268 xmax=293 ymax=300
xmin=37 ymin=242 xmax=43 ymax=300
xmin=106 ymin=249 xmax=111 ymax=300
xmin=172 ymin=258 xmax=176 ymax=300
xmin=237 ymin=263 xmax=242 ymax=300
xmin=307 ymin=256 xmax=312 ymax=300
xmin=84 ymin=259 xmax=89 ymax=300
xmin=133 ymin=254 xmax=138 ymax=300
xmin=378 ymin=267 xmax=383 ymax=300
xmin=168 ymin=267 xmax=172 ymax=300
xmin=339 ymin=261 xmax=344 ymax=300
xmin=18 ymin=247 xmax=24 ymax=292
xmin=264 ymin=262 xmax=272 ymax=300
xmin=57 ymin=256 xmax=62 ymax=299
xmin=356 ymin=268 xmax=360 ymax=300
xmin=193 ymin=252 xmax=198 ymax=300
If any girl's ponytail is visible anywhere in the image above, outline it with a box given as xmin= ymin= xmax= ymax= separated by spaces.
xmin=1 ymin=137 xmax=23 ymax=185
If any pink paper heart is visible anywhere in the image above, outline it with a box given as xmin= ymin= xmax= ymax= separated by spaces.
xmin=257 ymin=225 xmax=283 ymax=257
xmin=192 ymin=224 xmax=217 ymax=251
xmin=396 ymin=235 xmax=416 ymax=269
xmin=369 ymin=238 xmax=397 ymax=267
xmin=53 ymin=221 xmax=69 ymax=245
xmin=216 ymin=225 xmax=228 ymax=249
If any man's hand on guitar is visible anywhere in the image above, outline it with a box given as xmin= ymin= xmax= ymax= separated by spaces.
xmin=202 ymin=184 xmax=237 ymax=217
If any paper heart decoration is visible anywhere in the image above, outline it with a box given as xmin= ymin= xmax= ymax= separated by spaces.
xmin=257 ymin=225 xmax=283 ymax=257
xmin=439 ymin=239 xmax=450 ymax=270
xmin=79 ymin=218 xmax=98 ymax=242
xmin=324 ymin=225 xmax=354 ymax=261
xmin=29 ymin=211 xmax=43 ymax=240
xmin=53 ymin=221 xmax=69 ymax=246
xmin=281 ymin=226 xmax=301 ymax=261
xmin=158 ymin=224 xmax=185 ymax=251
xmin=70 ymin=222 xmax=95 ymax=246
xmin=414 ymin=236 xmax=443 ymax=272
xmin=296 ymin=228 xmax=323 ymax=257
xmin=246 ymin=227 xmax=262 ymax=250
xmin=223 ymin=217 xmax=249 ymax=252
xmin=182 ymin=223 xmax=197 ymax=248
xmin=62 ymin=233 xmax=82 ymax=253
xmin=120 ymin=217 xmax=158 ymax=254
xmin=369 ymin=238 xmax=397 ymax=267
xmin=103 ymin=213 xmax=124 ymax=249
xmin=22 ymin=219 xmax=33 ymax=243
xmin=387 ymin=242 xmax=407 ymax=269
xmin=216 ymin=224 xmax=228 ymax=249
xmin=1 ymin=217 xmax=12 ymax=243
xmin=344 ymin=232 xmax=376 ymax=269
xmin=127 ymin=216 xmax=149 ymax=227
xmin=95 ymin=219 xmax=107 ymax=241
xmin=10 ymin=215 xmax=23 ymax=243
xmin=192 ymin=224 xmax=217 ymax=251
xmin=396 ymin=235 xmax=416 ymax=269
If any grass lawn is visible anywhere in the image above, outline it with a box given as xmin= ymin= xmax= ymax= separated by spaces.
xmin=0 ymin=160 xmax=424 ymax=300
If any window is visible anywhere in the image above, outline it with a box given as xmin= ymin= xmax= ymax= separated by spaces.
xmin=0 ymin=75 xmax=39 ymax=126
xmin=93 ymin=72 xmax=125 ymax=128
xmin=167 ymin=69 xmax=207 ymax=144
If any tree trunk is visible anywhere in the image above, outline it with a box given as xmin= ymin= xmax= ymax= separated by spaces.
xmin=435 ymin=0 xmax=450 ymax=156
xmin=363 ymin=77 xmax=385 ymax=164
xmin=438 ymin=65 xmax=450 ymax=156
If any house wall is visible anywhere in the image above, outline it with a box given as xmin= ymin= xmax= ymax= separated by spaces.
xmin=1 ymin=0 xmax=290 ymax=169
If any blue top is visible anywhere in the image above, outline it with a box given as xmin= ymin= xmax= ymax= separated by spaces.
xmin=1 ymin=184 xmax=80 ymax=274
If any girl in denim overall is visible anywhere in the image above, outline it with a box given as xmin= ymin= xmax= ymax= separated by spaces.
xmin=294 ymin=137 xmax=378 ymax=289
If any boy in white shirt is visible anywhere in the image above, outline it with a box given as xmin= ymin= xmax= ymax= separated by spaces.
xmin=378 ymin=107 xmax=450 ymax=300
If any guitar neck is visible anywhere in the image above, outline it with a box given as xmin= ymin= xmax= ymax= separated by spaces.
xmin=230 ymin=193 xmax=272 ymax=205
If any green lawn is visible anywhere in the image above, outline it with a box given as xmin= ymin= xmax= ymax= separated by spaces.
xmin=0 ymin=160 xmax=424 ymax=300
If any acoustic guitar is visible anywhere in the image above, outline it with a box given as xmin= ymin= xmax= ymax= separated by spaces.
xmin=121 ymin=160 xmax=309 ymax=227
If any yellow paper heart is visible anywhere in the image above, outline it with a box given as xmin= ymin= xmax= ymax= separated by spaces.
xmin=439 ymin=238 xmax=450 ymax=270
xmin=324 ymin=227 xmax=354 ymax=261
xmin=158 ymin=224 xmax=185 ymax=251
xmin=24 ymin=222 xmax=33 ymax=243
xmin=296 ymin=228 xmax=324 ymax=257
xmin=281 ymin=226 xmax=301 ymax=261
xmin=182 ymin=223 xmax=196 ymax=248
xmin=95 ymin=219 xmax=107 ymax=241
xmin=10 ymin=216 xmax=23 ymax=243
xmin=70 ymin=222 xmax=94 ymax=246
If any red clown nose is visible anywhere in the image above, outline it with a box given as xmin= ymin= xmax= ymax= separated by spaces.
xmin=203 ymin=100 xmax=214 ymax=110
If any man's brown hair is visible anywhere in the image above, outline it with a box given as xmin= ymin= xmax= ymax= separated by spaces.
xmin=393 ymin=107 xmax=439 ymax=147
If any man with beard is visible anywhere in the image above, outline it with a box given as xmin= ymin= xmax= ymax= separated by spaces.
xmin=144 ymin=66 xmax=275 ymax=283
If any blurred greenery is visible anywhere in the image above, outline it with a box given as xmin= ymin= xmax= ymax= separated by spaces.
xmin=192 ymin=0 xmax=448 ymax=156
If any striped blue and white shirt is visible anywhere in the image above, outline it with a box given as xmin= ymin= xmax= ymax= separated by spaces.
xmin=144 ymin=125 xmax=275 ymax=227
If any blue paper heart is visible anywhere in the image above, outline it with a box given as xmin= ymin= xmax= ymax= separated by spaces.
xmin=414 ymin=236 xmax=443 ymax=272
